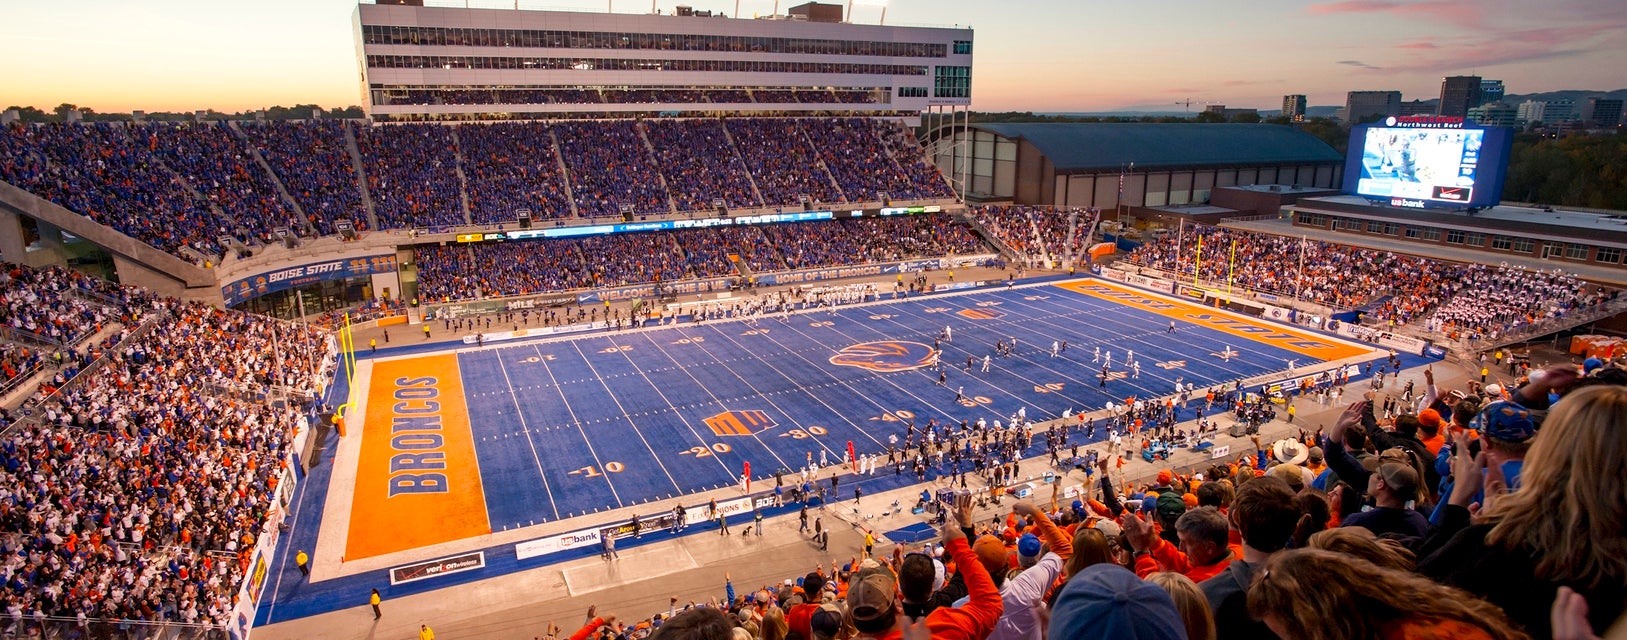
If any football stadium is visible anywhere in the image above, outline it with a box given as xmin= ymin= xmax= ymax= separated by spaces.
xmin=2 ymin=2 xmax=1626 ymax=640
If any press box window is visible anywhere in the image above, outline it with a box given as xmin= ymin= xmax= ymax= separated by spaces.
xmin=953 ymin=41 xmax=972 ymax=55
xmin=897 ymin=87 xmax=928 ymax=98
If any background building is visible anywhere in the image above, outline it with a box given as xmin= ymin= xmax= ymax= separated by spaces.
xmin=1399 ymin=100 xmax=1436 ymax=116
xmin=1438 ymin=75 xmax=1482 ymax=117
xmin=1282 ymin=94 xmax=1307 ymax=121
xmin=1344 ymin=90 xmax=1402 ymax=123
xmin=1479 ymin=79 xmax=1505 ymax=106
xmin=1467 ymin=103 xmax=1518 ymax=128
xmin=1582 ymin=98 xmax=1624 ymax=127
xmin=353 ymin=3 xmax=974 ymax=120
xmin=926 ymin=123 xmax=1342 ymax=211
xmin=1203 ymin=105 xmax=1260 ymax=120
xmin=1516 ymin=100 xmax=1547 ymax=125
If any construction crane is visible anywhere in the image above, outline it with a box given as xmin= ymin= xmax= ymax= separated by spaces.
xmin=1175 ymin=98 xmax=1213 ymax=112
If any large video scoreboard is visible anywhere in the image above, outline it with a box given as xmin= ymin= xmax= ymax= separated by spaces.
xmin=1344 ymin=116 xmax=1512 ymax=209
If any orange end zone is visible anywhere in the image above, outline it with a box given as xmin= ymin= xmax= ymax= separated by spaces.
xmin=346 ymin=354 xmax=490 ymax=560
xmin=1058 ymin=280 xmax=1374 ymax=361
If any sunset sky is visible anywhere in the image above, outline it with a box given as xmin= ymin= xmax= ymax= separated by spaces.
xmin=4 ymin=0 xmax=1625 ymax=113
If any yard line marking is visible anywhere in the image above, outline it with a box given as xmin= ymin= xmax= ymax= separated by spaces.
xmin=495 ymin=350 xmax=561 ymax=520
xmin=533 ymin=343 xmax=624 ymax=508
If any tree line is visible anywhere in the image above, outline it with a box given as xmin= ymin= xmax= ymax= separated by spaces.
xmin=4 ymin=103 xmax=365 ymax=123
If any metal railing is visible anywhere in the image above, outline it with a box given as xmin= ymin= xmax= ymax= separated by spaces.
xmin=0 ymin=325 xmax=64 ymax=350
xmin=0 ymin=615 xmax=229 ymax=639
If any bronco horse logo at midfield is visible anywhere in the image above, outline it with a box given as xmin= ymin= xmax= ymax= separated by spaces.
xmin=828 ymin=341 xmax=939 ymax=373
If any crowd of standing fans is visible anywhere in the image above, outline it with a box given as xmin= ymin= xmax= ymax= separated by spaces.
xmin=415 ymin=214 xmax=989 ymax=301
xmin=644 ymin=119 xmax=762 ymax=212
xmin=0 ymin=117 xmax=956 ymax=263
xmin=1125 ymin=225 xmax=1617 ymax=338
xmin=357 ymin=123 xmax=465 ymax=228
xmin=146 ymin=122 xmax=299 ymax=243
xmin=973 ymin=205 xmax=1100 ymax=265
xmin=0 ymin=122 xmax=234 ymax=260
xmin=582 ymin=359 xmax=1626 ymax=640
xmin=454 ymin=122 xmax=575 ymax=224
xmin=554 ymin=120 xmax=674 ymax=217
xmin=240 ymin=119 xmax=366 ymax=236
xmin=0 ymin=262 xmax=330 ymax=628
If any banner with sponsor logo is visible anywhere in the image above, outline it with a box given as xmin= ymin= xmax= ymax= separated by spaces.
xmin=1333 ymin=323 xmax=1428 ymax=355
xmin=426 ymin=293 xmax=582 ymax=320
xmin=515 ymin=497 xmax=755 ymax=560
xmin=1098 ymin=267 xmax=1127 ymax=282
xmin=460 ymin=322 xmax=609 ymax=345
xmin=1123 ymin=273 xmax=1174 ymax=294
xmin=1210 ymin=445 xmax=1232 ymax=460
xmin=932 ymin=281 xmax=987 ymax=293
xmin=223 ymin=255 xmax=397 ymax=306
xmin=1260 ymin=304 xmax=1293 ymax=323
xmin=389 ymin=551 xmax=486 ymax=585
xmin=887 ymin=259 xmax=947 ymax=274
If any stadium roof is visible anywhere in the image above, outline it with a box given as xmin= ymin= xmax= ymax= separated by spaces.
xmin=973 ymin=123 xmax=1343 ymax=173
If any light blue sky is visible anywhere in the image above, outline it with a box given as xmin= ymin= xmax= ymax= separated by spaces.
xmin=4 ymin=0 xmax=1624 ymax=113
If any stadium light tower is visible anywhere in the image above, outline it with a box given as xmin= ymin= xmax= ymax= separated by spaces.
xmin=850 ymin=0 xmax=889 ymax=24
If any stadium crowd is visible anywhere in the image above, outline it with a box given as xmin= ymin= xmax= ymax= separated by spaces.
xmin=0 ymin=117 xmax=956 ymax=261
xmin=0 ymin=264 xmax=135 ymax=347
xmin=0 ymin=263 xmax=331 ymax=629
xmin=644 ymin=120 xmax=763 ymax=212
xmin=579 ymin=358 xmax=1625 ymax=640
xmin=240 ymin=120 xmax=367 ymax=236
xmin=724 ymin=118 xmax=845 ymax=206
xmin=0 ymin=122 xmax=233 ymax=261
xmin=1425 ymin=264 xmax=1619 ymax=343
xmin=973 ymin=205 xmax=1100 ymax=265
xmin=357 ymin=123 xmax=466 ymax=228
xmin=554 ymin=120 xmax=673 ymax=217
xmin=456 ymin=122 xmax=575 ymax=223
xmin=803 ymin=118 xmax=955 ymax=203
xmin=147 ymin=122 xmax=299 ymax=244
xmin=415 ymin=214 xmax=986 ymax=301
xmin=1129 ymin=227 xmax=1460 ymax=322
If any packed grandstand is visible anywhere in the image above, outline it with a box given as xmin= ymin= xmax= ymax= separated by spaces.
xmin=0 ymin=117 xmax=954 ymax=264
xmin=1 ymin=85 xmax=1625 ymax=640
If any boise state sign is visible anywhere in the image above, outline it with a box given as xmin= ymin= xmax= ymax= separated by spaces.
xmin=829 ymin=341 xmax=938 ymax=373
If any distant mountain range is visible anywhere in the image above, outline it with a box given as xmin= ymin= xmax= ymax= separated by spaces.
xmin=1044 ymin=89 xmax=1627 ymax=119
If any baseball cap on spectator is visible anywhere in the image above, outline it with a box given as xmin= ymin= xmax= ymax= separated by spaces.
xmin=1017 ymin=533 xmax=1043 ymax=567
xmin=809 ymin=604 xmax=843 ymax=640
xmin=1001 ymin=528 xmax=1018 ymax=545
xmin=1156 ymin=469 xmax=1175 ymax=486
xmin=1270 ymin=464 xmax=1307 ymax=492
xmin=846 ymin=566 xmax=898 ymax=632
xmin=1376 ymin=462 xmax=1419 ymax=496
xmin=1308 ymin=446 xmax=1324 ymax=464
xmin=1361 ymin=446 xmax=1413 ymax=472
xmin=1090 ymin=517 xmax=1123 ymax=538
xmin=1417 ymin=409 xmax=1444 ymax=434
xmin=1182 ymin=493 xmax=1199 ymax=509
xmin=1155 ymin=492 xmax=1187 ymax=523
xmin=1046 ymin=564 xmax=1186 ymax=640
xmin=1584 ymin=357 xmax=1603 ymax=373
xmin=1472 ymin=400 xmax=1539 ymax=442
xmin=973 ymin=535 xmax=1009 ymax=576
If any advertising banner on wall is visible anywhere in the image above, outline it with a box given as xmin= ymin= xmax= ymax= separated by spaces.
xmin=223 ymin=255 xmax=398 ymax=306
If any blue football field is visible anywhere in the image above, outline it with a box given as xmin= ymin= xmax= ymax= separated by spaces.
xmin=440 ymin=278 xmax=1372 ymax=530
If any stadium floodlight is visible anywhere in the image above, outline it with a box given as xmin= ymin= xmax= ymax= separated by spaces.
xmin=849 ymin=0 xmax=888 ymax=23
